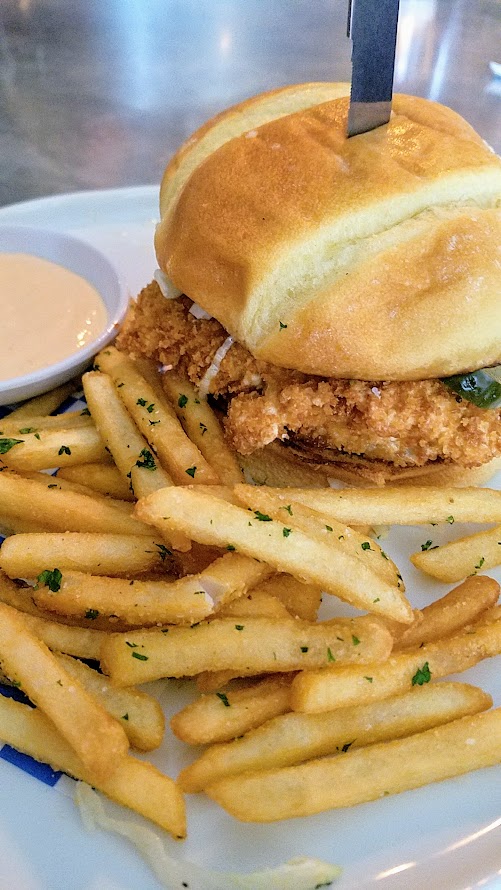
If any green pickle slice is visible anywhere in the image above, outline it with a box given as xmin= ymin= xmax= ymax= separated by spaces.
xmin=442 ymin=366 xmax=501 ymax=409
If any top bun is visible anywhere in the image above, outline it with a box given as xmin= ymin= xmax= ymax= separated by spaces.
xmin=155 ymin=83 xmax=501 ymax=381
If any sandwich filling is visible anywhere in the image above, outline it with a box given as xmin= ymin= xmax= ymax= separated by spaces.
xmin=117 ymin=281 xmax=501 ymax=472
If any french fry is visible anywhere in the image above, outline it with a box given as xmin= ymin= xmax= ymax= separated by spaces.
xmin=206 ymin=708 xmax=501 ymax=822
xmin=0 ymin=696 xmax=186 ymax=839
xmin=15 ymin=613 xmax=106 ymax=660
xmin=56 ymin=654 xmax=165 ymax=751
xmin=0 ymin=571 xmax=133 ymax=632
xmin=254 ymin=486 xmax=501 ymax=526
xmin=0 ymin=470 xmax=153 ymax=535
xmin=0 ymin=426 xmax=108 ymax=471
xmin=216 ymin=590 xmax=291 ymax=620
xmin=251 ymin=574 xmax=322 ymax=622
xmin=393 ymin=576 xmax=500 ymax=650
xmin=32 ymin=554 xmax=270 ymax=627
xmin=83 ymin=371 xmax=190 ymax=552
xmin=291 ymin=617 xmax=501 ymax=713
xmin=57 ymin=463 xmax=135 ymax=501
xmin=96 ymin=346 xmax=220 ymax=485
xmin=0 ymin=533 xmax=173 ymax=579
xmin=478 ymin=604 xmax=501 ymax=624
xmin=12 ymin=471 xmax=135 ymax=517
xmin=0 ymin=516 xmax=48 ymax=535
xmin=179 ymin=682 xmax=492 ymax=792
xmin=0 ymin=571 xmax=75 ymax=623
xmin=0 ymin=410 xmax=93 ymax=434
xmin=6 ymin=378 xmax=81 ymax=420
xmin=234 ymin=484 xmax=402 ymax=589
xmin=0 ymin=574 xmax=108 ymax=657
xmin=171 ymin=675 xmax=294 ymax=745
xmin=135 ymin=487 xmax=413 ymax=623
xmin=101 ymin=614 xmax=393 ymax=686
xmin=0 ymin=602 xmax=129 ymax=780
xmin=199 ymin=582 xmax=320 ymax=691
xmin=82 ymin=371 xmax=174 ymax=498
xmin=162 ymin=373 xmax=243 ymax=484
xmin=198 ymin=590 xmax=294 ymax=691
xmin=19 ymin=469 xmax=131 ymax=503
xmin=411 ymin=524 xmax=501 ymax=582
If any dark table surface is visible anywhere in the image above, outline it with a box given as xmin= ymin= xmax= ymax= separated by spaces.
xmin=0 ymin=0 xmax=500 ymax=209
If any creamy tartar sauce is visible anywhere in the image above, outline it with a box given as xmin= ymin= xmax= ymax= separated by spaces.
xmin=0 ymin=253 xmax=107 ymax=380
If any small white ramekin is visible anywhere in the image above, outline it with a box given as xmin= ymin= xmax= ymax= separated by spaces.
xmin=0 ymin=225 xmax=129 ymax=406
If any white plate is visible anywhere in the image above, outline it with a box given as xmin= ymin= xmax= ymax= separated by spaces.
xmin=0 ymin=187 xmax=500 ymax=890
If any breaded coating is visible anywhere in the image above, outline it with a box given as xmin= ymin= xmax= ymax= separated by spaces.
xmin=226 ymin=381 xmax=501 ymax=467
xmin=117 ymin=282 xmax=268 ymax=397
xmin=117 ymin=281 xmax=501 ymax=469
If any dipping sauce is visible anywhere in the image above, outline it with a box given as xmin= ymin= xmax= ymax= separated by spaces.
xmin=0 ymin=253 xmax=107 ymax=380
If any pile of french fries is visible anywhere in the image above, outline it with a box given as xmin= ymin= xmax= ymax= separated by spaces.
xmin=0 ymin=344 xmax=500 ymax=841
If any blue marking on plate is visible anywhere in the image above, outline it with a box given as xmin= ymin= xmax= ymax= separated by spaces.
xmin=0 ymin=685 xmax=62 ymax=785
xmin=0 ymin=682 xmax=33 ymax=707
xmin=0 ymin=405 xmax=17 ymax=419
xmin=0 ymin=745 xmax=62 ymax=786
xmin=56 ymin=393 xmax=86 ymax=414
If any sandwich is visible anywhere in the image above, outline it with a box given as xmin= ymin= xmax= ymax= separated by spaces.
xmin=118 ymin=82 xmax=501 ymax=487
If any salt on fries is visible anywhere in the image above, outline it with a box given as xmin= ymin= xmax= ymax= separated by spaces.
xmin=58 ymin=463 xmax=135 ymax=501
xmin=205 ymin=708 xmax=501 ymax=822
xmin=411 ymin=523 xmax=501 ymax=582
xmin=0 ymin=425 xmax=109 ymax=472
xmin=32 ymin=554 xmax=270 ymax=628
xmin=96 ymin=346 xmax=220 ymax=485
xmin=251 ymin=485 xmax=501 ymax=525
xmin=135 ymin=487 xmax=413 ymax=622
xmin=179 ymin=682 xmax=492 ymax=792
xmin=100 ymin=614 xmax=393 ymax=685
xmin=82 ymin=370 xmax=175 ymax=498
xmin=0 ymin=602 xmax=129 ymax=782
xmin=0 ymin=352 xmax=500 ymax=864
xmin=291 ymin=611 xmax=501 ymax=713
xmin=0 ymin=532 xmax=173 ymax=578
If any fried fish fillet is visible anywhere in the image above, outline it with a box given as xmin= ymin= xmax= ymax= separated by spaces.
xmin=117 ymin=282 xmax=501 ymax=470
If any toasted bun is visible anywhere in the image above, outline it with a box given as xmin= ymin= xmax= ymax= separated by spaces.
xmin=156 ymin=83 xmax=501 ymax=381
xmin=240 ymin=444 xmax=501 ymax=490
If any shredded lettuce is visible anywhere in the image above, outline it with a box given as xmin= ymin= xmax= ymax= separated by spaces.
xmin=75 ymin=782 xmax=341 ymax=890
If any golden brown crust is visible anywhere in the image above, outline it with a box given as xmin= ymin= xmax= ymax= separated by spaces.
xmin=117 ymin=283 xmax=501 ymax=475
xmin=116 ymin=281 xmax=267 ymax=397
xmin=158 ymin=82 xmax=352 ymax=221
xmin=155 ymin=85 xmax=501 ymax=380
xmin=225 ymin=378 xmax=501 ymax=469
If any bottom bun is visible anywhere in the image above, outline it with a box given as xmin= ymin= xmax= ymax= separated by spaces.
xmin=239 ymin=443 xmax=501 ymax=489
